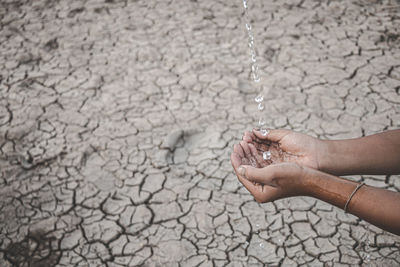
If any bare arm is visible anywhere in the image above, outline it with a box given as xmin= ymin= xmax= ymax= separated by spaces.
xmin=231 ymin=141 xmax=400 ymax=235
xmin=248 ymin=129 xmax=400 ymax=176
xmin=307 ymin=168 xmax=400 ymax=235
xmin=321 ymin=130 xmax=400 ymax=176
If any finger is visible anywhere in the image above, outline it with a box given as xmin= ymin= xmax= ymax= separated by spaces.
xmin=235 ymin=143 xmax=251 ymax=165
xmin=233 ymin=144 xmax=245 ymax=158
xmin=237 ymin=171 xmax=280 ymax=203
xmin=232 ymin=152 xmax=253 ymax=185
xmin=231 ymin=152 xmax=243 ymax=170
xmin=243 ymin=134 xmax=252 ymax=143
xmin=236 ymin=169 xmax=263 ymax=198
xmin=248 ymin=143 xmax=264 ymax=166
xmin=240 ymin=140 xmax=252 ymax=159
xmin=242 ymin=131 xmax=255 ymax=142
xmin=239 ymin=164 xmax=278 ymax=186
xmin=253 ymin=128 xmax=292 ymax=143
xmin=232 ymin=152 xmax=252 ymax=176
xmin=248 ymin=143 xmax=258 ymax=158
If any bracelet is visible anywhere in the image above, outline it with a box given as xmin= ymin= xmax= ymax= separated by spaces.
xmin=344 ymin=182 xmax=365 ymax=213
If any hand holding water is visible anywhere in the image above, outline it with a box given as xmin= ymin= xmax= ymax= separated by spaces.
xmin=232 ymin=129 xmax=400 ymax=235
xmin=245 ymin=128 xmax=400 ymax=176
xmin=243 ymin=129 xmax=324 ymax=171
xmin=231 ymin=142 xmax=313 ymax=203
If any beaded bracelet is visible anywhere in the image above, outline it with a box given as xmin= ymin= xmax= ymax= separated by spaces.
xmin=344 ymin=182 xmax=365 ymax=213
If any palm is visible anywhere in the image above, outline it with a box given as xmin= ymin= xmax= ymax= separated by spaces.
xmin=243 ymin=130 xmax=319 ymax=170
xmin=231 ymin=129 xmax=321 ymax=203
xmin=231 ymin=142 xmax=281 ymax=202
xmin=240 ymin=139 xmax=284 ymax=167
xmin=231 ymin=142 xmax=310 ymax=202
xmin=276 ymin=133 xmax=319 ymax=169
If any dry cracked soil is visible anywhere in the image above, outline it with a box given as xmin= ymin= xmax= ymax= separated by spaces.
xmin=1 ymin=0 xmax=400 ymax=266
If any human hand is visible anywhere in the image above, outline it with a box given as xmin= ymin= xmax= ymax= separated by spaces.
xmin=231 ymin=142 xmax=312 ymax=202
xmin=242 ymin=129 xmax=325 ymax=171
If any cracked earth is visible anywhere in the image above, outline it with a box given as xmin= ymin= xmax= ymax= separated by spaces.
xmin=1 ymin=0 xmax=400 ymax=266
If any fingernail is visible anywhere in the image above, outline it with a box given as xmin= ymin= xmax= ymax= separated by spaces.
xmin=238 ymin=166 xmax=246 ymax=177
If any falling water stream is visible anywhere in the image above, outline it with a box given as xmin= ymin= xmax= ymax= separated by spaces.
xmin=242 ymin=0 xmax=271 ymax=162
xmin=241 ymin=0 xmax=271 ymax=252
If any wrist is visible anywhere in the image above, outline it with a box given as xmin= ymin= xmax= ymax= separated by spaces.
xmin=316 ymin=139 xmax=332 ymax=173
xmin=301 ymin=167 xmax=321 ymax=197
xmin=303 ymin=168 xmax=359 ymax=210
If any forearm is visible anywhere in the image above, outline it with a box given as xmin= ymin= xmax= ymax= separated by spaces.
xmin=306 ymin=169 xmax=400 ymax=235
xmin=320 ymin=130 xmax=400 ymax=176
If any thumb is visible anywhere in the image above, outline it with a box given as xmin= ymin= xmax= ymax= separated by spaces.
xmin=238 ymin=165 xmax=277 ymax=186
xmin=253 ymin=128 xmax=292 ymax=143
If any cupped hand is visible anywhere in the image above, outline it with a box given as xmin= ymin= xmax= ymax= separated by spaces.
xmin=242 ymin=129 xmax=325 ymax=171
xmin=231 ymin=142 xmax=313 ymax=203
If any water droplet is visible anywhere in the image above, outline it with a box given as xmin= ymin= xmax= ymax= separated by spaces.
xmin=257 ymin=102 xmax=264 ymax=111
xmin=255 ymin=95 xmax=264 ymax=103
xmin=259 ymin=242 xmax=264 ymax=248
xmin=252 ymin=75 xmax=261 ymax=83
xmin=258 ymin=117 xmax=266 ymax=127
xmin=244 ymin=241 xmax=249 ymax=247
xmin=260 ymin=128 xmax=269 ymax=136
xmin=243 ymin=0 xmax=248 ymax=9
xmin=263 ymin=151 xmax=271 ymax=160
xmin=245 ymin=23 xmax=251 ymax=31
xmin=364 ymin=254 xmax=371 ymax=263
xmin=253 ymin=74 xmax=260 ymax=82
xmin=248 ymin=41 xmax=254 ymax=49
xmin=251 ymin=63 xmax=258 ymax=73
xmin=248 ymin=35 xmax=254 ymax=44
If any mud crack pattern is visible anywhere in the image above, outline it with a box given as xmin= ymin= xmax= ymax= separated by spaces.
xmin=1 ymin=0 xmax=400 ymax=266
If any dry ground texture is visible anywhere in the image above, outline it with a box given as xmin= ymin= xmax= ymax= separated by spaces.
xmin=1 ymin=0 xmax=400 ymax=266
